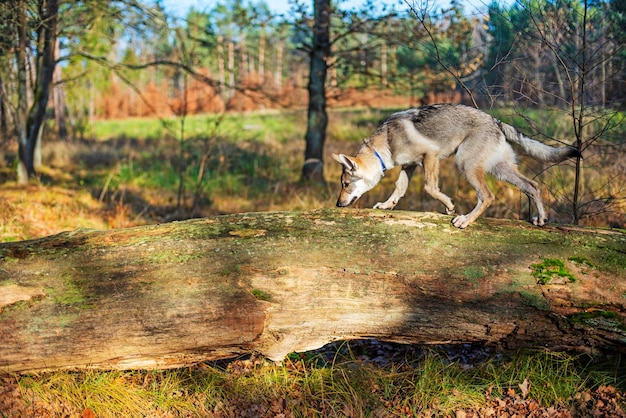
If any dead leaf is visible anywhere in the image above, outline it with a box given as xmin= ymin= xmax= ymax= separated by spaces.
xmin=81 ymin=408 xmax=96 ymax=418
xmin=519 ymin=378 xmax=531 ymax=398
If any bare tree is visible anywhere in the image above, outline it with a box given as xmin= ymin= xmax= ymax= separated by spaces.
xmin=519 ymin=0 xmax=624 ymax=224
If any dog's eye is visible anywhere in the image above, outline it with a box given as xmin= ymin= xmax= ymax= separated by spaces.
xmin=342 ymin=181 xmax=350 ymax=188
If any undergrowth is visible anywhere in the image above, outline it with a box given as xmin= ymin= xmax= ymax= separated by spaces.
xmin=7 ymin=347 xmax=623 ymax=417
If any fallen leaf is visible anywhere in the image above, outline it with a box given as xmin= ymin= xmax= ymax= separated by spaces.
xmin=81 ymin=408 xmax=96 ymax=418
xmin=519 ymin=378 xmax=531 ymax=398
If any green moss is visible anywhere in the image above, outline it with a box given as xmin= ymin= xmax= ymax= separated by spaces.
xmin=0 ymin=256 xmax=20 ymax=264
xmin=221 ymin=265 xmax=241 ymax=276
xmin=572 ymin=310 xmax=619 ymax=322
xmin=146 ymin=252 xmax=201 ymax=264
xmin=45 ymin=274 xmax=90 ymax=307
xmin=462 ymin=266 xmax=484 ymax=281
xmin=251 ymin=289 xmax=272 ymax=302
xmin=518 ymin=290 xmax=551 ymax=311
xmin=531 ymin=259 xmax=576 ymax=285
xmin=0 ymin=299 xmax=30 ymax=317
xmin=568 ymin=256 xmax=593 ymax=267
xmin=570 ymin=310 xmax=626 ymax=332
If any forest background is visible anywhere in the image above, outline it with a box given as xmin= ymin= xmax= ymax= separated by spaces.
xmin=0 ymin=0 xmax=624 ymax=236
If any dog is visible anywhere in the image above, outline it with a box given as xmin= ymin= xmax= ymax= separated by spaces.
xmin=332 ymin=104 xmax=580 ymax=228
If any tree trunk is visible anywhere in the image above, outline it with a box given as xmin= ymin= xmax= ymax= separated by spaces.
xmin=381 ymin=41 xmax=388 ymax=88
xmin=1 ymin=210 xmax=625 ymax=373
xmin=275 ymin=43 xmax=283 ymax=89
xmin=52 ymin=37 xmax=68 ymax=140
xmin=15 ymin=0 xmax=58 ymax=183
xmin=228 ymin=40 xmax=235 ymax=101
xmin=302 ymin=0 xmax=331 ymax=184
xmin=0 ymin=75 xmax=9 ymax=139
xmin=259 ymin=31 xmax=265 ymax=80
xmin=239 ymin=33 xmax=248 ymax=79
xmin=15 ymin=0 xmax=30 ymax=184
xmin=217 ymin=34 xmax=225 ymax=96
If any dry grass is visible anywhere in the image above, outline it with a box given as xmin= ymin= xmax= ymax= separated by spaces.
xmin=1 ymin=349 xmax=623 ymax=417
xmin=0 ymin=184 xmax=109 ymax=242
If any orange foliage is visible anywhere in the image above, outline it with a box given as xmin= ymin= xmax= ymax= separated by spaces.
xmin=96 ymin=69 xmax=470 ymax=119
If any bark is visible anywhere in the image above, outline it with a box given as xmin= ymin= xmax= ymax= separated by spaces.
xmin=1 ymin=210 xmax=625 ymax=373
xmin=217 ymin=35 xmax=225 ymax=96
xmin=258 ymin=31 xmax=265 ymax=79
xmin=302 ymin=0 xmax=331 ymax=184
xmin=227 ymin=39 xmax=235 ymax=100
xmin=52 ymin=37 xmax=68 ymax=140
xmin=275 ymin=43 xmax=283 ymax=89
xmin=15 ymin=0 xmax=59 ymax=183
xmin=15 ymin=0 xmax=29 ymax=184
xmin=381 ymin=42 xmax=388 ymax=88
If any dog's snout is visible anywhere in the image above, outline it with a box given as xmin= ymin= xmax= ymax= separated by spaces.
xmin=336 ymin=196 xmax=356 ymax=207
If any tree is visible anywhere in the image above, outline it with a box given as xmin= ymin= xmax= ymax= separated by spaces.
xmin=1 ymin=210 xmax=624 ymax=372
xmin=12 ymin=0 xmax=59 ymax=184
xmin=302 ymin=0 xmax=331 ymax=183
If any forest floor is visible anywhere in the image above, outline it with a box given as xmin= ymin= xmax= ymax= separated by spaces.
xmin=1 ymin=341 xmax=624 ymax=417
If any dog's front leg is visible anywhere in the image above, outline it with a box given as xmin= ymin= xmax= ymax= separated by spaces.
xmin=374 ymin=165 xmax=416 ymax=210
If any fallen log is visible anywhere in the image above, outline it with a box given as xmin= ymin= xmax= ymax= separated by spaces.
xmin=0 ymin=209 xmax=625 ymax=372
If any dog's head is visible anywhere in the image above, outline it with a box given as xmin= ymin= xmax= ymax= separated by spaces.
xmin=332 ymin=153 xmax=382 ymax=207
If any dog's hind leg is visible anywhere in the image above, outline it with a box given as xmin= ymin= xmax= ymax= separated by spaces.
xmin=453 ymin=166 xmax=494 ymax=229
xmin=422 ymin=153 xmax=455 ymax=215
xmin=492 ymin=162 xmax=547 ymax=226
xmin=374 ymin=165 xmax=417 ymax=210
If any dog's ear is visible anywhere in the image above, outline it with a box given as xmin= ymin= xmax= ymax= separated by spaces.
xmin=332 ymin=153 xmax=357 ymax=171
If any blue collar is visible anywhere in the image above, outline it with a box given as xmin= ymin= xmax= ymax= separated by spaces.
xmin=373 ymin=149 xmax=387 ymax=172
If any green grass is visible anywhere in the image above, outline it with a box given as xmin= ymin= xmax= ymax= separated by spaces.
xmin=11 ymin=348 xmax=622 ymax=417
xmin=91 ymin=111 xmax=307 ymax=144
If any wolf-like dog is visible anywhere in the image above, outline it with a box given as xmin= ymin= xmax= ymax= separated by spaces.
xmin=332 ymin=104 xmax=580 ymax=229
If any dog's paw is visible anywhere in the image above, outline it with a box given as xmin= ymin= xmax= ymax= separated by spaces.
xmin=445 ymin=206 xmax=456 ymax=215
xmin=452 ymin=215 xmax=471 ymax=229
xmin=532 ymin=216 xmax=547 ymax=226
xmin=374 ymin=201 xmax=396 ymax=210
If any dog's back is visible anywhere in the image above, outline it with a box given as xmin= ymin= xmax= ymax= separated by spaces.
xmin=373 ymin=105 xmax=501 ymax=161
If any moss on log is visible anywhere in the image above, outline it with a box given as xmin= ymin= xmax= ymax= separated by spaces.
xmin=0 ymin=209 xmax=625 ymax=372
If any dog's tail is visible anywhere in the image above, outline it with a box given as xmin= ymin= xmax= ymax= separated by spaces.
xmin=498 ymin=121 xmax=581 ymax=163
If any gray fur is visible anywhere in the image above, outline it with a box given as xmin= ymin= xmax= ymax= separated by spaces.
xmin=332 ymin=104 xmax=580 ymax=228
